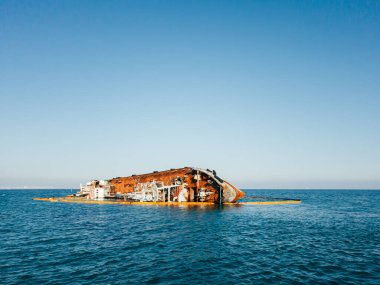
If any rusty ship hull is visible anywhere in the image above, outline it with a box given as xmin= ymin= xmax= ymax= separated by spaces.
xmin=77 ymin=167 xmax=245 ymax=204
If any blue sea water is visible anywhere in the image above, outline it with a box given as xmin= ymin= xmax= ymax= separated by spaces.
xmin=0 ymin=190 xmax=379 ymax=285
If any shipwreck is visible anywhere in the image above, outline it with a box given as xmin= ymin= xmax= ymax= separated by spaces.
xmin=76 ymin=167 xmax=244 ymax=205
xmin=33 ymin=167 xmax=301 ymax=206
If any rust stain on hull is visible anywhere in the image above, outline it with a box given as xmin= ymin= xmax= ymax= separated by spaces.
xmin=77 ymin=167 xmax=244 ymax=204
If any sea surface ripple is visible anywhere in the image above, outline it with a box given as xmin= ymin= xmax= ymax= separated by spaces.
xmin=0 ymin=190 xmax=379 ymax=284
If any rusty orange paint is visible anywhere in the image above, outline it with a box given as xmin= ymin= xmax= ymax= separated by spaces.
xmin=107 ymin=167 xmax=244 ymax=203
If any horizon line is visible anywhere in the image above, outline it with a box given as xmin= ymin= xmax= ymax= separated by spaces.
xmin=1 ymin=187 xmax=379 ymax=190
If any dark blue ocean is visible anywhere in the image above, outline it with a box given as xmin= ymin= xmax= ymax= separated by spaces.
xmin=0 ymin=190 xmax=379 ymax=285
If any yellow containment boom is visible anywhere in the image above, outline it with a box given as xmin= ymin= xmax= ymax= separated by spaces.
xmin=33 ymin=197 xmax=301 ymax=206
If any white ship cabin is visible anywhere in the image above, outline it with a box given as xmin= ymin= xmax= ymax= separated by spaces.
xmin=89 ymin=187 xmax=110 ymax=200
xmin=79 ymin=180 xmax=111 ymax=200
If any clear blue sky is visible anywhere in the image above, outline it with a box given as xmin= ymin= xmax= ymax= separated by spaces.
xmin=1 ymin=0 xmax=379 ymax=189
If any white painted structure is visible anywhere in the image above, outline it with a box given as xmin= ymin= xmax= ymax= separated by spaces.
xmin=89 ymin=187 xmax=110 ymax=200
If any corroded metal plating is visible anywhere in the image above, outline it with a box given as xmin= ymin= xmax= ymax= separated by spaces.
xmin=79 ymin=167 xmax=245 ymax=203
